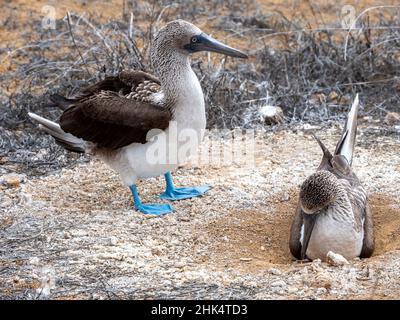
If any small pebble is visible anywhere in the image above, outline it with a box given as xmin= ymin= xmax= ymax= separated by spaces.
xmin=288 ymin=287 xmax=299 ymax=294
xmin=280 ymin=192 xmax=290 ymax=202
xmin=316 ymin=287 xmax=328 ymax=295
xmin=240 ymin=257 xmax=253 ymax=262
xmin=108 ymin=237 xmax=118 ymax=246
xmin=63 ymin=232 xmax=72 ymax=239
xmin=270 ymin=280 xmax=286 ymax=287
xmin=268 ymin=267 xmax=282 ymax=276
xmin=0 ymin=174 xmax=26 ymax=188
xmin=326 ymin=251 xmax=349 ymax=266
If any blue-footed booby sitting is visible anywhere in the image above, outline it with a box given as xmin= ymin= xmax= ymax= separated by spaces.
xmin=28 ymin=20 xmax=248 ymax=215
xmin=289 ymin=94 xmax=375 ymax=261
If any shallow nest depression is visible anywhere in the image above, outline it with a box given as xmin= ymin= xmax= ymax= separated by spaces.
xmin=1 ymin=126 xmax=400 ymax=299
xmin=206 ymin=192 xmax=400 ymax=270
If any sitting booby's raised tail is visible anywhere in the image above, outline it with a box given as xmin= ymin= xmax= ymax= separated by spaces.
xmin=289 ymin=95 xmax=375 ymax=261
xmin=29 ymin=20 xmax=248 ymax=215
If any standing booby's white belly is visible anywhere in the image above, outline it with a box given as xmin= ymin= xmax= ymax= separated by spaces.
xmin=100 ymin=69 xmax=206 ymax=186
xmin=302 ymin=206 xmax=364 ymax=260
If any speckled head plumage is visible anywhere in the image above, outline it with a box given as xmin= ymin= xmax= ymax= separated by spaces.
xmin=299 ymin=170 xmax=341 ymax=214
xmin=151 ymin=20 xmax=202 ymax=60
xmin=150 ymin=19 xmax=248 ymax=77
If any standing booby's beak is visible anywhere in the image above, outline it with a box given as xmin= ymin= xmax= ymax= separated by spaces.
xmin=184 ymin=33 xmax=248 ymax=59
xmin=301 ymin=213 xmax=318 ymax=260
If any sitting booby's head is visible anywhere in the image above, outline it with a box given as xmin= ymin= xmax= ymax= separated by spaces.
xmin=151 ymin=20 xmax=248 ymax=68
xmin=299 ymin=170 xmax=341 ymax=214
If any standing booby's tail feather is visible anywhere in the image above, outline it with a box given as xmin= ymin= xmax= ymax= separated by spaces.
xmin=334 ymin=94 xmax=359 ymax=166
xmin=28 ymin=112 xmax=85 ymax=153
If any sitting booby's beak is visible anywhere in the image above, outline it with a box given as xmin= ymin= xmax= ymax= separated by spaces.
xmin=184 ymin=33 xmax=248 ymax=59
xmin=301 ymin=213 xmax=318 ymax=260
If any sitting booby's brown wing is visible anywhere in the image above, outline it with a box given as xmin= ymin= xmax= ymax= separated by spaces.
xmin=50 ymin=70 xmax=171 ymax=150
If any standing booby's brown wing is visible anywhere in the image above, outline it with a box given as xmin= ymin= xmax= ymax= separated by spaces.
xmin=74 ymin=70 xmax=161 ymax=100
xmin=49 ymin=70 xmax=170 ymax=150
xmin=50 ymin=70 xmax=162 ymax=110
xmin=59 ymin=91 xmax=171 ymax=149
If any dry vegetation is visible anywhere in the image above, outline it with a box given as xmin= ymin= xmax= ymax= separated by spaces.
xmin=1 ymin=0 xmax=400 ymax=300
xmin=1 ymin=0 xmax=399 ymax=173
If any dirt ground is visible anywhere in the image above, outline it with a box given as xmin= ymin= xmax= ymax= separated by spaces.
xmin=1 ymin=125 xmax=399 ymax=299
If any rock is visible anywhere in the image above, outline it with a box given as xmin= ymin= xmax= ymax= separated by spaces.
xmin=270 ymin=280 xmax=286 ymax=287
xmin=0 ymin=173 xmax=26 ymax=188
xmin=310 ymin=93 xmax=326 ymax=104
xmin=151 ymin=246 xmax=164 ymax=256
xmin=175 ymin=261 xmax=186 ymax=269
xmin=29 ymin=257 xmax=40 ymax=265
xmin=108 ymin=236 xmax=118 ymax=246
xmin=326 ymin=251 xmax=349 ymax=266
xmin=316 ymin=287 xmax=328 ymax=295
xmin=63 ymin=232 xmax=72 ymax=239
xmin=20 ymin=193 xmax=32 ymax=206
xmin=178 ymin=216 xmax=191 ymax=222
xmin=0 ymin=196 xmax=13 ymax=208
xmin=301 ymin=123 xmax=319 ymax=131
xmin=312 ymin=258 xmax=322 ymax=266
xmin=328 ymin=91 xmax=339 ymax=102
xmin=240 ymin=257 xmax=253 ymax=262
xmin=361 ymin=116 xmax=373 ymax=123
xmin=259 ymin=105 xmax=284 ymax=125
xmin=280 ymin=192 xmax=290 ymax=202
xmin=287 ymin=287 xmax=299 ymax=294
xmin=268 ymin=267 xmax=282 ymax=276
xmin=300 ymin=266 xmax=309 ymax=275
xmin=384 ymin=112 xmax=400 ymax=125
xmin=310 ymin=259 xmax=323 ymax=272
xmin=311 ymin=273 xmax=332 ymax=290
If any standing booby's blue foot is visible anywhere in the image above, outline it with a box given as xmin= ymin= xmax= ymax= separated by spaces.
xmin=130 ymin=185 xmax=173 ymax=215
xmin=160 ymin=172 xmax=210 ymax=201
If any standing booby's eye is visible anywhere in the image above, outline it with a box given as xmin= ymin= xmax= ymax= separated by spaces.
xmin=183 ymin=32 xmax=248 ymax=58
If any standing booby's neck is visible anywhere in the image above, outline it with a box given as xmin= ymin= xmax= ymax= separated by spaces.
xmin=151 ymin=50 xmax=196 ymax=108
xmin=149 ymin=31 xmax=206 ymax=138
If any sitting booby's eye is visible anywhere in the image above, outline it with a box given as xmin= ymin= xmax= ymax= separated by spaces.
xmin=191 ymin=36 xmax=198 ymax=43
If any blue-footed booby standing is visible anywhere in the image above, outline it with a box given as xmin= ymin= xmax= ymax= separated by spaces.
xmin=289 ymin=94 xmax=375 ymax=261
xmin=28 ymin=20 xmax=248 ymax=215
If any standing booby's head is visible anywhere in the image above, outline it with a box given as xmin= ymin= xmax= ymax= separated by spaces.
xmin=150 ymin=20 xmax=247 ymax=74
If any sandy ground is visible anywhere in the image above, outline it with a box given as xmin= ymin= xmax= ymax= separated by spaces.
xmin=1 ymin=124 xmax=399 ymax=299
